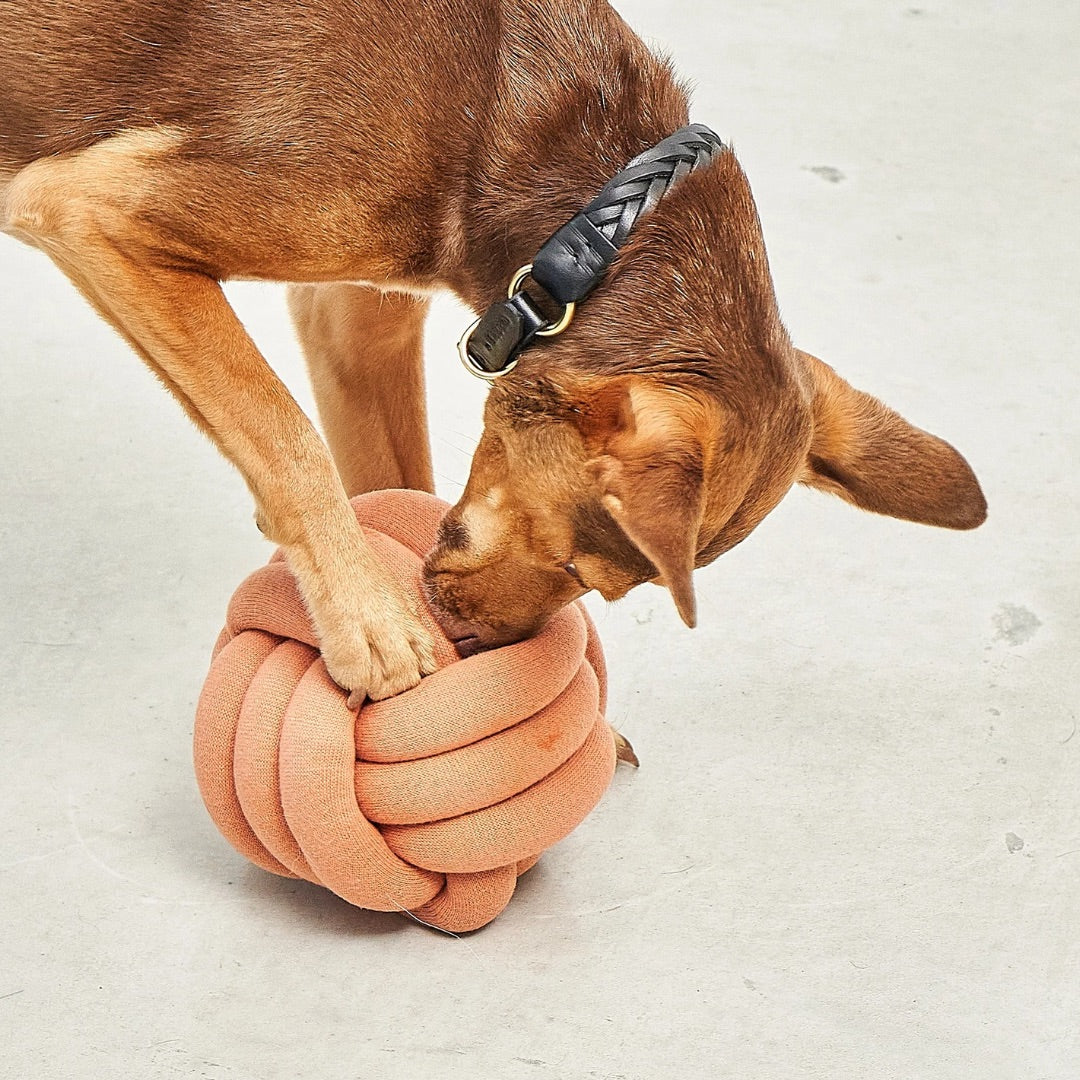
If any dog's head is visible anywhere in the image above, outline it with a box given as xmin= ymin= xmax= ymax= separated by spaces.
xmin=424 ymin=153 xmax=986 ymax=654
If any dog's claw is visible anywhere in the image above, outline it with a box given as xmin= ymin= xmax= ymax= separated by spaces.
xmin=613 ymin=729 xmax=640 ymax=768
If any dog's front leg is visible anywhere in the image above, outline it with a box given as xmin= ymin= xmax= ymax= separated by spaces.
xmin=288 ymin=283 xmax=435 ymax=498
xmin=4 ymin=150 xmax=436 ymax=703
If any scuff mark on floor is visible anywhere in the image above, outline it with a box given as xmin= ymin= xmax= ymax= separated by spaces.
xmin=805 ymin=165 xmax=846 ymax=183
xmin=993 ymin=604 xmax=1041 ymax=646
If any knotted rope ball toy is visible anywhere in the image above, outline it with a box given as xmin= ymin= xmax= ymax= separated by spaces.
xmin=194 ymin=489 xmax=625 ymax=932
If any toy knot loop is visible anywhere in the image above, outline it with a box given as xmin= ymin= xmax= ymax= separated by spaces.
xmin=194 ymin=489 xmax=614 ymax=932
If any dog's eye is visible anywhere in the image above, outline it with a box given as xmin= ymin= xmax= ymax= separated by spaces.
xmin=563 ymin=561 xmax=584 ymax=585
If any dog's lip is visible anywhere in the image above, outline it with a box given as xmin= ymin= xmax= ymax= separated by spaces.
xmin=422 ymin=580 xmax=487 ymax=656
xmin=421 ymin=575 xmax=506 ymax=657
xmin=451 ymin=634 xmax=484 ymax=659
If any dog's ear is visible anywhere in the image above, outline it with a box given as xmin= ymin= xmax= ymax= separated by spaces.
xmin=574 ymin=379 xmax=706 ymax=628
xmin=798 ymin=351 xmax=987 ymax=529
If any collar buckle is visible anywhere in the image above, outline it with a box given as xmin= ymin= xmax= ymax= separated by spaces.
xmin=458 ymin=264 xmax=576 ymax=380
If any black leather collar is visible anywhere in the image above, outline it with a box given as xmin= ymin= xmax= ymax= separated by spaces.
xmin=459 ymin=123 xmax=724 ymax=379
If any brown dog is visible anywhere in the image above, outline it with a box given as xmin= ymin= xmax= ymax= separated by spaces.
xmin=0 ymin=1 xmax=985 ymax=694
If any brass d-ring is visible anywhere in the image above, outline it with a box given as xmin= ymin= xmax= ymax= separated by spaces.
xmin=507 ymin=264 xmax=534 ymax=298
xmin=457 ymin=317 xmax=521 ymax=381
xmin=536 ymin=301 xmax=576 ymax=336
xmin=507 ymin=263 xmax=576 ymax=338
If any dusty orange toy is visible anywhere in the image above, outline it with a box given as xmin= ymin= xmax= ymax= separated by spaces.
xmin=194 ymin=489 xmax=624 ymax=932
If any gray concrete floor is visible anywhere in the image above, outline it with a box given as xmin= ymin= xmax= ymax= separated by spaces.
xmin=2 ymin=3 xmax=1077 ymax=1078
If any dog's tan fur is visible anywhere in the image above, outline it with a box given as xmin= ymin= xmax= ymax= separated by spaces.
xmin=0 ymin=0 xmax=985 ymax=686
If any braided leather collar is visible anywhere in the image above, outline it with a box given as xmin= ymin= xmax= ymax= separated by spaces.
xmin=459 ymin=123 xmax=725 ymax=379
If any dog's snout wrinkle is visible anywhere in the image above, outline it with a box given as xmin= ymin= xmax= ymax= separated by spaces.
xmin=435 ymin=514 xmax=470 ymax=552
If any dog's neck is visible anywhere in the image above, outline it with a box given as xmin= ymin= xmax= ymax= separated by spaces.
xmin=444 ymin=1 xmax=690 ymax=311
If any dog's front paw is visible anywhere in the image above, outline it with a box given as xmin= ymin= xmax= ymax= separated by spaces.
xmin=318 ymin=581 xmax=438 ymax=706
